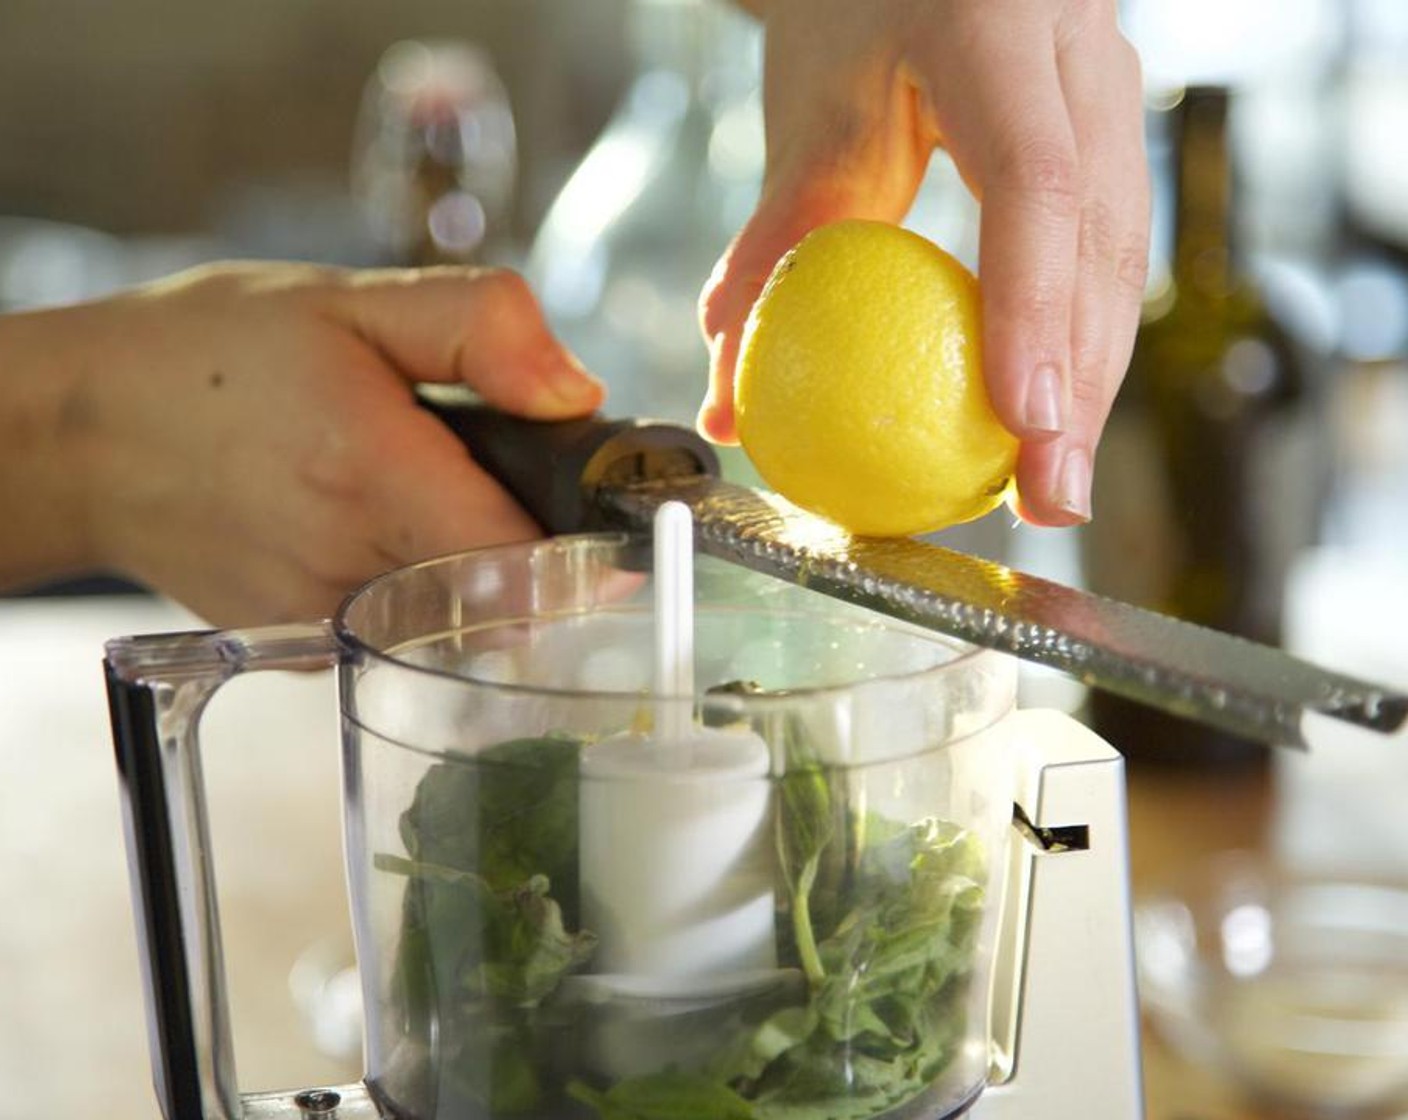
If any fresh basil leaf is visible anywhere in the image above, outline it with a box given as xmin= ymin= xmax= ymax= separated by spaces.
xmin=773 ymin=718 xmax=842 ymax=984
xmin=379 ymin=735 xmax=592 ymax=1117
xmin=477 ymin=875 xmax=598 ymax=1006
xmin=377 ymin=720 xmax=991 ymax=1120
xmin=399 ymin=735 xmax=582 ymax=924
xmin=727 ymin=811 xmax=987 ymax=1119
xmin=708 ymin=1004 xmax=819 ymax=1086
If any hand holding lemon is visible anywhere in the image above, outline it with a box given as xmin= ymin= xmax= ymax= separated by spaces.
xmin=734 ymin=220 xmax=1019 ymax=537
xmin=696 ymin=0 xmax=1150 ymax=531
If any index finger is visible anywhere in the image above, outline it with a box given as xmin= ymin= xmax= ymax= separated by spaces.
xmin=918 ymin=16 xmax=1081 ymax=448
xmin=336 ymin=266 xmax=605 ymax=418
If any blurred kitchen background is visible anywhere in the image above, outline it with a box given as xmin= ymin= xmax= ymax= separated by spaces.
xmin=0 ymin=0 xmax=627 ymax=265
xmin=2 ymin=0 xmax=1407 ymax=1117
xmin=4 ymin=0 xmax=1407 ymax=573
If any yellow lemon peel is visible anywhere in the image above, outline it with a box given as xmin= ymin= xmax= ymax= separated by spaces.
xmin=736 ymin=219 xmax=1018 ymax=537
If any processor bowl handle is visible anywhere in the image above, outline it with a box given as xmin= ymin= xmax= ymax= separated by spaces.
xmin=104 ymin=624 xmax=343 ymax=1120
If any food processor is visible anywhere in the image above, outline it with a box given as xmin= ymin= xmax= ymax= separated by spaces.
xmin=105 ymin=507 xmax=1143 ymax=1120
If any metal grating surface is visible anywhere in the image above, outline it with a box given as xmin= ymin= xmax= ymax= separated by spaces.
xmin=599 ymin=477 xmax=1407 ymax=750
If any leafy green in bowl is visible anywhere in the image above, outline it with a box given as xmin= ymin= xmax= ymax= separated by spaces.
xmin=375 ymin=726 xmax=987 ymax=1120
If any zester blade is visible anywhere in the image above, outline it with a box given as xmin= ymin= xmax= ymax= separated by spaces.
xmin=598 ymin=475 xmax=1407 ymax=750
xmin=417 ymin=395 xmax=1406 ymax=751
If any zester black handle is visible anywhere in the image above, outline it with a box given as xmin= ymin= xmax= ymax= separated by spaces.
xmin=419 ymin=388 xmax=721 ymax=534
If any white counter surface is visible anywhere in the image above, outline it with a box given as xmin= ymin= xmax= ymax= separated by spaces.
xmin=0 ymin=596 xmax=359 ymax=1120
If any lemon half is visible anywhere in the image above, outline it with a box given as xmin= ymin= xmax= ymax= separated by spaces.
xmin=735 ymin=220 xmax=1018 ymax=537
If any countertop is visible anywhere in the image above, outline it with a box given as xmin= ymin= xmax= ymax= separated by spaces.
xmin=0 ymin=596 xmax=360 ymax=1120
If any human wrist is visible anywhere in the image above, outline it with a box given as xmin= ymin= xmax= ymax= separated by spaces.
xmin=0 ymin=299 xmax=114 ymax=587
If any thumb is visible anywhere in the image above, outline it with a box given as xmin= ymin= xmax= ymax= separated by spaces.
xmin=697 ymin=201 xmax=823 ymax=444
xmin=337 ymin=266 xmax=605 ymax=418
xmin=698 ymin=183 xmax=890 ymax=441
xmin=697 ymin=182 xmax=916 ymax=443
xmin=697 ymin=29 xmax=934 ymax=443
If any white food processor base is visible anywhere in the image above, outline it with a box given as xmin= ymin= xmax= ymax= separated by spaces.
xmin=974 ymin=709 xmax=1144 ymax=1119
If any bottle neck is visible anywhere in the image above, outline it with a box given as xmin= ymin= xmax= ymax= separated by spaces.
xmin=1170 ymin=87 xmax=1237 ymax=298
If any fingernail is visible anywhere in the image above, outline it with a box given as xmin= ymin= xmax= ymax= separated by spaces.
xmin=1055 ymin=446 xmax=1092 ymax=522
xmin=1023 ymin=363 xmax=1066 ymax=437
xmin=548 ymin=355 xmax=604 ymax=408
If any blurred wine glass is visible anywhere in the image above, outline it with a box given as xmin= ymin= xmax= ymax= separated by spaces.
xmin=351 ymin=39 xmax=517 ymax=266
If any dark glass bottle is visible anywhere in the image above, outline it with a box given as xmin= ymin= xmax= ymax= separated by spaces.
xmin=1083 ymin=86 xmax=1324 ymax=768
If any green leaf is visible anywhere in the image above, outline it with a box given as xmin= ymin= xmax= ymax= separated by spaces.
xmin=374 ymin=856 xmax=596 ymax=1010
xmin=708 ymin=1004 xmax=819 ymax=1085
xmin=773 ymin=719 xmax=841 ymax=985
xmin=378 ymin=735 xmax=592 ymax=1117
xmin=732 ymin=811 xmax=988 ymax=1119
xmin=476 ymin=875 xmax=599 ymax=1006
xmin=399 ymin=735 xmax=582 ymax=923
xmin=376 ymin=720 xmax=990 ymax=1120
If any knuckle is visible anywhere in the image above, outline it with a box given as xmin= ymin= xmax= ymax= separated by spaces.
xmin=1080 ymin=201 xmax=1151 ymax=301
xmin=1079 ymin=200 xmax=1118 ymax=268
xmin=448 ymin=267 xmax=542 ymax=338
xmin=1061 ymin=0 xmax=1101 ymax=25
xmin=1069 ymin=325 xmax=1106 ymax=404
xmin=1112 ymin=34 xmax=1144 ymax=88
xmin=470 ymin=266 xmax=532 ymax=309
xmin=697 ymin=256 xmax=734 ymax=337
xmin=1057 ymin=0 xmax=1121 ymax=47
xmin=697 ymin=230 xmax=783 ymax=340
xmin=1011 ymin=283 xmax=1065 ymax=335
xmin=1068 ymin=358 xmax=1116 ymax=432
xmin=995 ymin=136 xmax=1080 ymax=218
xmin=1115 ymin=237 xmax=1151 ymax=299
xmin=1070 ymin=362 xmax=1105 ymax=409
xmin=299 ymin=425 xmax=366 ymax=503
